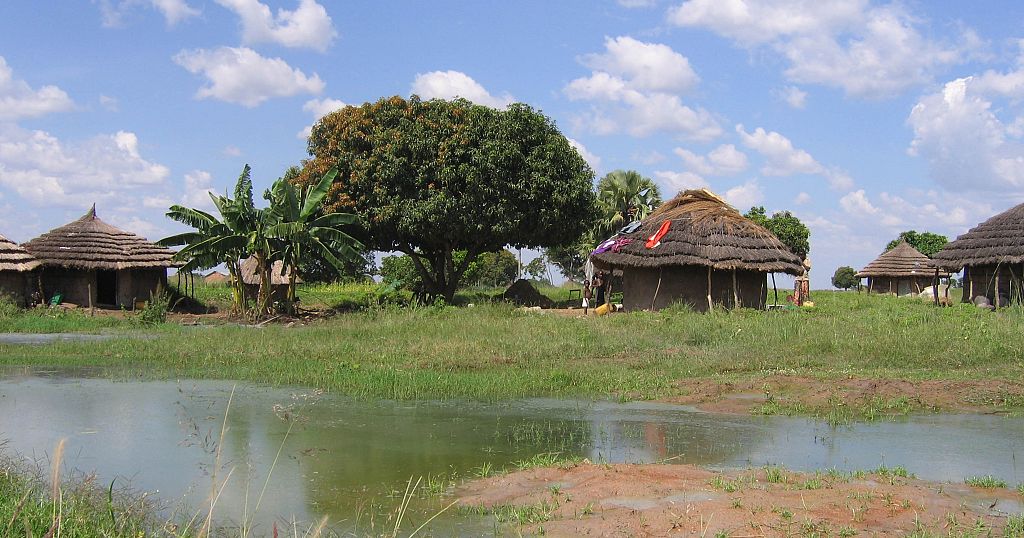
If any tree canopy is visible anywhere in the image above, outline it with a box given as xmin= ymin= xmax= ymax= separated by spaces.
xmin=299 ymin=95 xmax=596 ymax=303
xmin=831 ymin=266 xmax=859 ymax=290
xmin=744 ymin=206 xmax=811 ymax=259
xmin=595 ymin=170 xmax=661 ymax=238
xmin=885 ymin=230 xmax=948 ymax=257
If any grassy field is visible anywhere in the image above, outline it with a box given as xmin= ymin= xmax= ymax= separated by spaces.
xmin=2 ymin=289 xmax=1023 ymax=413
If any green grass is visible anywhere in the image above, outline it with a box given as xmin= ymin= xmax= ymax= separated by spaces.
xmin=964 ymin=475 xmax=1008 ymax=488
xmin=1 ymin=291 xmax=1023 ymax=407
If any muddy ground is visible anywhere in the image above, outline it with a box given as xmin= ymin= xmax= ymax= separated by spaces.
xmin=458 ymin=463 xmax=1023 ymax=537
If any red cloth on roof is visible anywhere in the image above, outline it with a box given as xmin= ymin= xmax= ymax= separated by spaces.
xmin=645 ymin=220 xmax=670 ymax=248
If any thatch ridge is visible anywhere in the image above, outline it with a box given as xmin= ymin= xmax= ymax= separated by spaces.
xmin=238 ymin=257 xmax=300 ymax=285
xmin=22 ymin=206 xmax=176 ymax=270
xmin=590 ymin=189 xmax=804 ymax=275
xmin=933 ymin=202 xmax=1024 ymax=270
xmin=0 ymin=233 xmax=39 ymax=271
xmin=856 ymin=241 xmax=947 ymax=278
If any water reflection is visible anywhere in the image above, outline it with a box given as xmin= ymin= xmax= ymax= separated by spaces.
xmin=0 ymin=372 xmax=1021 ymax=533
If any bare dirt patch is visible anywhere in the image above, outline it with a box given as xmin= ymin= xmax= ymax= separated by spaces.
xmin=458 ymin=463 xmax=1023 ymax=537
xmin=667 ymin=375 xmax=1024 ymax=416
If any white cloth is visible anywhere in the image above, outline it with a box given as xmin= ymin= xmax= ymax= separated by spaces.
xmin=582 ymin=298 xmax=590 ymax=308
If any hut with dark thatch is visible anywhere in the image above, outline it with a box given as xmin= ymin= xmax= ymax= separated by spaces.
xmin=238 ymin=257 xmax=299 ymax=302
xmin=590 ymin=189 xmax=804 ymax=312
xmin=856 ymin=241 xmax=947 ymax=296
xmin=933 ymin=201 xmax=1024 ymax=307
xmin=23 ymin=206 xmax=176 ymax=308
xmin=0 ymin=233 xmax=39 ymax=305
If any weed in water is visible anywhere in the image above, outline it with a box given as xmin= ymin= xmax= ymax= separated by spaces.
xmin=964 ymin=475 xmax=1007 ymax=488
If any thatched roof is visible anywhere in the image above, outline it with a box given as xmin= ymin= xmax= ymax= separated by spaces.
xmin=23 ymin=205 xmax=176 ymax=270
xmin=933 ymin=201 xmax=1024 ymax=270
xmin=203 ymin=271 xmax=229 ymax=284
xmin=590 ymin=189 xmax=804 ymax=275
xmin=0 ymin=233 xmax=39 ymax=272
xmin=238 ymin=257 xmax=300 ymax=285
xmin=855 ymin=241 xmax=948 ymax=278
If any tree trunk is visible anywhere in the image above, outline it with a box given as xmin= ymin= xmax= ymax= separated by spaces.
xmin=226 ymin=259 xmax=244 ymax=314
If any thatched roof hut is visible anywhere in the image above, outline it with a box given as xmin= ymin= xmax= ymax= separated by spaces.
xmin=856 ymin=241 xmax=948 ymax=295
xmin=933 ymin=201 xmax=1024 ymax=306
xmin=22 ymin=206 xmax=175 ymax=307
xmin=203 ymin=271 xmax=230 ymax=285
xmin=0 ymin=234 xmax=38 ymax=272
xmin=590 ymin=189 xmax=803 ymax=311
xmin=0 ymin=233 xmax=38 ymax=305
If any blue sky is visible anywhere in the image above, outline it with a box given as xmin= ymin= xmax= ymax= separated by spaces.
xmin=2 ymin=0 xmax=1024 ymax=288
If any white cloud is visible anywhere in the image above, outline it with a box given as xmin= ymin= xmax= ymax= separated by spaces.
xmin=0 ymin=124 xmax=169 ymax=205
xmin=567 ymin=138 xmax=601 ymax=173
xmin=222 ymin=145 xmax=242 ymax=157
xmin=724 ymin=179 xmax=763 ymax=208
xmin=298 ymin=97 xmax=348 ymax=139
xmin=580 ymin=36 xmax=699 ymax=93
xmin=143 ymin=195 xmax=173 ymax=209
xmin=410 ymin=71 xmax=513 ymax=108
xmin=778 ymin=85 xmax=807 ymax=109
xmin=99 ymin=94 xmax=119 ymax=112
xmin=674 ymin=144 xmax=747 ymax=176
xmin=652 ymin=170 xmax=708 ymax=193
xmin=618 ymin=0 xmax=656 ymax=7
xmin=908 ymin=76 xmax=1024 ymax=192
xmin=668 ymin=0 xmax=974 ymax=98
xmin=633 ymin=150 xmax=666 ymax=165
xmin=839 ymin=189 xmax=879 ymax=215
xmin=793 ymin=191 xmax=811 ymax=205
xmin=214 ymin=0 xmax=336 ymax=52
xmin=735 ymin=124 xmax=852 ymax=190
xmin=182 ymin=170 xmax=216 ymax=209
xmin=0 ymin=57 xmax=75 ymax=121
xmin=565 ymin=37 xmax=721 ymax=140
xmin=174 ymin=47 xmax=324 ymax=107
xmin=98 ymin=0 xmax=200 ymax=27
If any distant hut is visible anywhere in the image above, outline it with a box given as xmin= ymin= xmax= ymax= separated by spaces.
xmin=238 ymin=258 xmax=299 ymax=302
xmin=203 ymin=271 xmax=230 ymax=285
xmin=856 ymin=241 xmax=947 ymax=296
xmin=23 ymin=206 xmax=176 ymax=308
xmin=0 ymin=233 xmax=39 ymax=305
xmin=590 ymin=189 xmax=804 ymax=312
xmin=933 ymin=201 xmax=1024 ymax=307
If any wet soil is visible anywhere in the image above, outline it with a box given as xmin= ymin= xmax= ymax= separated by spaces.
xmin=458 ymin=463 xmax=1023 ymax=537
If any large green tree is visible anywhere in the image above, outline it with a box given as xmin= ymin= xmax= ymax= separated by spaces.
xmin=299 ymin=96 xmax=596 ymax=303
xmin=885 ymin=230 xmax=948 ymax=257
xmin=595 ymin=170 xmax=661 ymax=238
xmin=745 ymin=206 xmax=811 ymax=259
xmin=831 ymin=266 xmax=859 ymax=290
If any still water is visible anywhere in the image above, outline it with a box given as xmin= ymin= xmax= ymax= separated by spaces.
xmin=0 ymin=370 xmax=1021 ymax=533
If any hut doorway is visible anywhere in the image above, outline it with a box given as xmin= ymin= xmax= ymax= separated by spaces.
xmin=96 ymin=270 xmax=117 ymax=305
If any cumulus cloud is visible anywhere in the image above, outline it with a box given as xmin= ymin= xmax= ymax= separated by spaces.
xmin=222 ymin=145 xmax=242 ymax=157
xmin=565 ymin=37 xmax=721 ymax=140
xmin=297 ymin=97 xmax=348 ymax=139
xmin=0 ymin=57 xmax=75 ymax=121
xmin=652 ymin=170 xmax=708 ymax=192
xmin=215 ymin=0 xmax=336 ymax=52
xmin=778 ymin=85 xmax=807 ymax=109
xmin=793 ymin=191 xmax=811 ymax=204
xmin=567 ymin=138 xmax=601 ymax=173
xmin=0 ymin=124 xmax=169 ymax=205
xmin=410 ymin=71 xmax=513 ymax=108
xmin=668 ymin=0 xmax=975 ymax=98
xmin=98 ymin=0 xmax=200 ymax=27
xmin=724 ymin=179 xmax=763 ymax=208
xmin=174 ymin=47 xmax=324 ymax=107
xmin=182 ymin=170 xmax=216 ymax=209
xmin=735 ymin=124 xmax=853 ymax=190
xmin=673 ymin=144 xmax=747 ymax=176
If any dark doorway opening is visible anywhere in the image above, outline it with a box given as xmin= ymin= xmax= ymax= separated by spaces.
xmin=97 ymin=270 xmax=117 ymax=305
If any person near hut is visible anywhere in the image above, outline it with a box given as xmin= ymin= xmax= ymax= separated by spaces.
xmin=582 ymin=280 xmax=592 ymax=315
xmin=593 ymin=271 xmax=606 ymax=306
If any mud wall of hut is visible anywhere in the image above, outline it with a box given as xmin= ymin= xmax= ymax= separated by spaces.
xmin=118 ymin=269 xmax=168 ymax=307
xmin=865 ymin=276 xmax=933 ymax=296
xmin=961 ymin=264 xmax=1024 ymax=305
xmin=621 ymin=266 xmax=766 ymax=312
xmin=38 ymin=267 xmax=168 ymax=308
xmin=0 ymin=271 xmax=33 ymax=306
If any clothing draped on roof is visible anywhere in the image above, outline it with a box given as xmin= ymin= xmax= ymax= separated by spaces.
xmin=589 ymin=189 xmax=804 ymax=275
xmin=856 ymin=241 xmax=947 ymax=278
xmin=22 ymin=205 xmax=176 ymax=270
xmin=0 ymin=233 xmax=39 ymax=272
xmin=933 ymin=201 xmax=1024 ymax=270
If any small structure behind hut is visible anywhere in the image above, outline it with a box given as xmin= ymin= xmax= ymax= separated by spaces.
xmin=238 ymin=258 xmax=299 ymax=303
xmin=203 ymin=271 xmax=230 ymax=285
xmin=856 ymin=241 xmax=947 ymax=296
xmin=589 ymin=189 xmax=804 ymax=312
xmin=933 ymin=201 xmax=1024 ymax=307
xmin=0 ymin=233 xmax=39 ymax=305
xmin=23 ymin=206 xmax=176 ymax=308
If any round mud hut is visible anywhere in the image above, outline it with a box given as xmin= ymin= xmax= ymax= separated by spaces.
xmin=23 ymin=205 xmax=176 ymax=308
xmin=856 ymin=241 xmax=947 ymax=296
xmin=589 ymin=189 xmax=804 ymax=312
xmin=933 ymin=201 xmax=1024 ymax=307
xmin=0 ymin=233 xmax=39 ymax=305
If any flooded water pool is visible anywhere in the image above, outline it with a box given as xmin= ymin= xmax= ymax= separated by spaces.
xmin=0 ymin=370 xmax=1021 ymax=533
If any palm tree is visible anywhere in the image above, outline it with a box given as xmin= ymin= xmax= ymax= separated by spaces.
xmin=595 ymin=170 xmax=661 ymax=238
xmin=264 ymin=167 xmax=364 ymax=310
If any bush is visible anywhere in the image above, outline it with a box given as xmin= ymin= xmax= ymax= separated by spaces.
xmin=0 ymin=294 xmax=20 ymax=318
xmin=134 ymin=292 xmax=171 ymax=325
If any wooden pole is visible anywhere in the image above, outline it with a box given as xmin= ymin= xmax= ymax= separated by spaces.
xmin=866 ymin=276 xmax=871 ymax=294
xmin=651 ymin=267 xmax=663 ymax=311
xmin=88 ymin=283 xmax=94 ymax=316
xmin=732 ymin=268 xmax=739 ymax=308
xmin=967 ymin=266 xmax=973 ymax=302
xmin=995 ymin=268 xmax=1001 ymax=309
xmin=771 ymin=273 xmax=778 ymax=307
xmin=706 ymin=266 xmax=713 ymax=311
xmin=932 ymin=268 xmax=939 ymax=306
